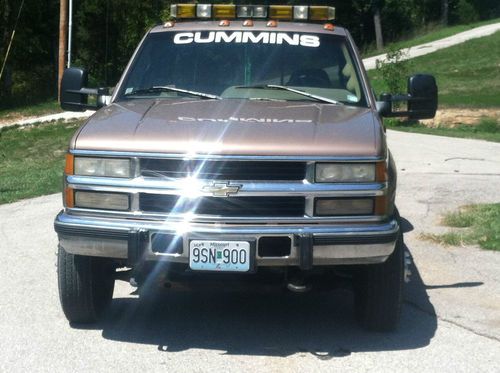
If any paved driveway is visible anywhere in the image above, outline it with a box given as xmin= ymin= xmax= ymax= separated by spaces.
xmin=0 ymin=131 xmax=499 ymax=372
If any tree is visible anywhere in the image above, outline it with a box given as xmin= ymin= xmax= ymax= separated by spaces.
xmin=441 ymin=0 xmax=449 ymax=25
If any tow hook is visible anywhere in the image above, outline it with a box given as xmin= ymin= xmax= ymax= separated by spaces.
xmin=286 ymin=274 xmax=312 ymax=293
xmin=404 ymin=250 xmax=412 ymax=283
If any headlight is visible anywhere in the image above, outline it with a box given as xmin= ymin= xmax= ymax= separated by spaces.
xmin=74 ymin=191 xmax=130 ymax=211
xmin=74 ymin=157 xmax=132 ymax=178
xmin=315 ymin=198 xmax=374 ymax=216
xmin=315 ymin=163 xmax=375 ymax=183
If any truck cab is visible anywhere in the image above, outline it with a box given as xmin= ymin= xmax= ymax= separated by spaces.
xmin=55 ymin=4 xmax=437 ymax=331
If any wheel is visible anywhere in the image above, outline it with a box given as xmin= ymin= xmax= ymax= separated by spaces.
xmin=57 ymin=246 xmax=115 ymax=323
xmin=354 ymin=230 xmax=404 ymax=332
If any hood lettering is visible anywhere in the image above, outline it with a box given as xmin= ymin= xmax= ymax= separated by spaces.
xmin=177 ymin=116 xmax=313 ymax=124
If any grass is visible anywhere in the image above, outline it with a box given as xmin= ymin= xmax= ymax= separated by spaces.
xmin=362 ymin=18 xmax=500 ymax=57
xmin=422 ymin=204 xmax=500 ymax=251
xmin=386 ymin=117 xmax=500 ymax=142
xmin=0 ymin=100 xmax=62 ymax=122
xmin=369 ymin=31 xmax=500 ymax=108
xmin=0 ymin=120 xmax=82 ymax=204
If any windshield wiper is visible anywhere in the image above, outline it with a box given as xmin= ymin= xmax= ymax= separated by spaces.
xmin=125 ymin=86 xmax=221 ymax=100
xmin=235 ymin=84 xmax=343 ymax=105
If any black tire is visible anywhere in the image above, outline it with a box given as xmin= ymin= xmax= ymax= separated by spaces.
xmin=354 ymin=230 xmax=404 ymax=332
xmin=57 ymin=246 xmax=115 ymax=323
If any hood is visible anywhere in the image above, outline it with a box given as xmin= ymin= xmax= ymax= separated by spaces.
xmin=73 ymin=99 xmax=383 ymax=158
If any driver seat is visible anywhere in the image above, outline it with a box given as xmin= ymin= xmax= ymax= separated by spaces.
xmin=287 ymin=68 xmax=332 ymax=88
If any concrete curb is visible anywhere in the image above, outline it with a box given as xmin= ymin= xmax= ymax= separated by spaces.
xmin=0 ymin=110 xmax=94 ymax=130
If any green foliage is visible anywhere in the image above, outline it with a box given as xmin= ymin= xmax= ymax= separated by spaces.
xmin=424 ymin=204 xmax=500 ymax=251
xmin=454 ymin=0 xmax=480 ymax=24
xmin=0 ymin=120 xmax=82 ymax=204
xmin=375 ymin=46 xmax=411 ymax=95
xmin=476 ymin=117 xmax=500 ymax=132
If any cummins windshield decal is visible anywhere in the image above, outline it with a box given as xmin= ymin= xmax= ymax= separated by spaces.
xmin=173 ymin=31 xmax=321 ymax=48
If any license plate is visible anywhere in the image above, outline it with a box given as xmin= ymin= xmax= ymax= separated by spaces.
xmin=189 ymin=240 xmax=250 ymax=272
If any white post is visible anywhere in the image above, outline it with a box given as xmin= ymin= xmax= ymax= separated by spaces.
xmin=67 ymin=0 xmax=73 ymax=68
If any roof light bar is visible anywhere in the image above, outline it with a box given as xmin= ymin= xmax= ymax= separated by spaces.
xmin=170 ymin=4 xmax=335 ymax=21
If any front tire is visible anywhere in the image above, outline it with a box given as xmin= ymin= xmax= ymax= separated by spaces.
xmin=57 ymin=246 xmax=115 ymax=323
xmin=354 ymin=230 xmax=404 ymax=332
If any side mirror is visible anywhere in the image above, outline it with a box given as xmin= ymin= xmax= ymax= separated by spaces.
xmin=60 ymin=67 xmax=110 ymax=112
xmin=376 ymin=74 xmax=438 ymax=120
xmin=61 ymin=68 xmax=89 ymax=112
xmin=407 ymin=74 xmax=438 ymax=120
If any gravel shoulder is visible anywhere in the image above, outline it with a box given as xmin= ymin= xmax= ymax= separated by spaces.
xmin=0 ymin=131 xmax=499 ymax=371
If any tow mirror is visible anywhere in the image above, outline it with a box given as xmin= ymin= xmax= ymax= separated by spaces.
xmin=60 ymin=67 xmax=110 ymax=112
xmin=407 ymin=74 xmax=438 ymax=120
xmin=376 ymin=74 xmax=438 ymax=120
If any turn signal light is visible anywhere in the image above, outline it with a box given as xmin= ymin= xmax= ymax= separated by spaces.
xmin=376 ymin=162 xmax=388 ymax=182
xmin=64 ymin=187 xmax=74 ymax=208
xmin=64 ymin=153 xmax=74 ymax=175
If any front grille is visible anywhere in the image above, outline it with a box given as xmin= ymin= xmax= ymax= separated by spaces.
xmin=140 ymin=159 xmax=307 ymax=181
xmin=139 ymin=194 xmax=305 ymax=217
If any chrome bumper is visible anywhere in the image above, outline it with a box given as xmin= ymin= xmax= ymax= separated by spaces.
xmin=54 ymin=211 xmax=399 ymax=267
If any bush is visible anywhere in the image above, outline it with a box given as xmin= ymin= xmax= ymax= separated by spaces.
xmin=475 ymin=117 xmax=500 ymax=133
xmin=375 ymin=46 xmax=412 ymax=99
xmin=453 ymin=0 xmax=480 ymax=24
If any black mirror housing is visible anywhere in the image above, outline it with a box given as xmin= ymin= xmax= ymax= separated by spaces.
xmin=61 ymin=68 xmax=89 ymax=112
xmin=407 ymin=74 xmax=438 ymax=120
xmin=376 ymin=74 xmax=438 ymax=120
xmin=60 ymin=67 xmax=110 ymax=112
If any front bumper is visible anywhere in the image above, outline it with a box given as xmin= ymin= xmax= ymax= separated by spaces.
xmin=54 ymin=211 xmax=399 ymax=267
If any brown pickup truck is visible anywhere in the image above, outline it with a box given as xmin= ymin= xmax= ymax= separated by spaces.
xmin=55 ymin=4 xmax=437 ymax=331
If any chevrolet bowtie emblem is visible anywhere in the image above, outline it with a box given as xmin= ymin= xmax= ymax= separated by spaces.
xmin=201 ymin=183 xmax=241 ymax=197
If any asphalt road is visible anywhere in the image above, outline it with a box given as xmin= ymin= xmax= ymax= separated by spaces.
xmin=1 ymin=130 xmax=499 ymax=372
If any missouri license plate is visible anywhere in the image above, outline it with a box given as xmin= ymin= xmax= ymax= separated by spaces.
xmin=189 ymin=240 xmax=251 ymax=272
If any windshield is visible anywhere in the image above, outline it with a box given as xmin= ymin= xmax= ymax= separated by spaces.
xmin=118 ymin=29 xmax=367 ymax=106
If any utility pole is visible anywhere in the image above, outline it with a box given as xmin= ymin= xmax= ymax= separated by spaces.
xmin=67 ymin=0 xmax=73 ymax=68
xmin=58 ymin=0 xmax=68 ymax=100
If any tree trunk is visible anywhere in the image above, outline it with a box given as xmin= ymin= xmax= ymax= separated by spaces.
xmin=441 ymin=0 xmax=449 ymax=26
xmin=373 ymin=7 xmax=384 ymax=51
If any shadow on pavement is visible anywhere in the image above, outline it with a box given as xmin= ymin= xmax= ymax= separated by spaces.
xmin=76 ymin=218 xmax=439 ymax=358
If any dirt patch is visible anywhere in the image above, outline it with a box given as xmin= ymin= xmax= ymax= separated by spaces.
xmin=420 ymin=108 xmax=500 ymax=127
